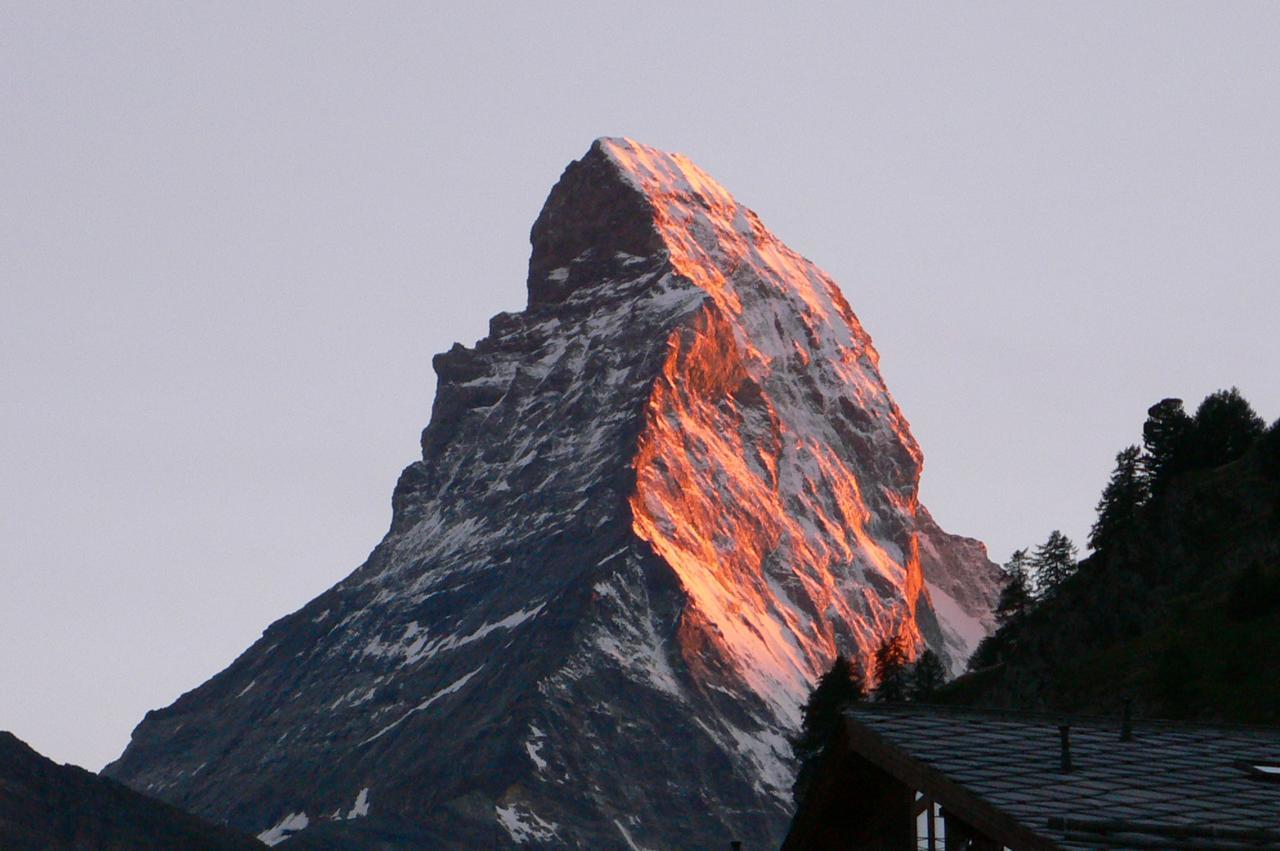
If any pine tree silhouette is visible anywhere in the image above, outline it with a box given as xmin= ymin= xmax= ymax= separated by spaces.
xmin=1183 ymin=387 xmax=1265 ymax=470
xmin=994 ymin=549 xmax=1034 ymax=626
xmin=872 ymin=632 xmax=911 ymax=703
xmin=1089 ymin=445 xmax=1148 ymax=553
xmin=909 ymin=649 xmax=946 ymax=701
xmin=1032 ymin=531 xmax=1077 ymax=598
xmin=791 ymin=654 xmax=866 ymax=802
xmin=1142 ymin=398 xmax=1191 ymax=491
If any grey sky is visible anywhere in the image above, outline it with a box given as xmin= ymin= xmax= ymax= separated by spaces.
xmin=3 ymin=3 xmax=1277 ymax=771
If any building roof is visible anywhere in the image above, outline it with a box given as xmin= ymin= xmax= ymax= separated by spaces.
xmin=834 ymin=704 xmax=1280 ymax=849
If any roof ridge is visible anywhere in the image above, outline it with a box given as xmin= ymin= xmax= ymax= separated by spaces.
xmin=843 ymin=701 xmax=1280 ymax=736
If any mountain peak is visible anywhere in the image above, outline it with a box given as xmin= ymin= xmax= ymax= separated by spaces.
xmin=527 ymin=137 xmax=759 ymax=307
xmin=594 ymin=137 xmax=740 ymax=213
xmin=526 ymin=138 xmax=664 ymax=305
xmin=106 ymin=139 xmax=1002 ymax=849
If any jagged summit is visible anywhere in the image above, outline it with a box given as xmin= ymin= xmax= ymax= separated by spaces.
xmin=527 ymin=138 xmax=666 ymax=304
xmin=532 ymin=137 xmax=821 ymax=309
xmin=104 ymin=139 xmax=1001 ymax=849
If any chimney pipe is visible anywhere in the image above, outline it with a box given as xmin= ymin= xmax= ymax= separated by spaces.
xmin=1059 ymin=725 xmax=1073 ymax=773
xmin=1120 ymin=699 xmax=1133 ymax=742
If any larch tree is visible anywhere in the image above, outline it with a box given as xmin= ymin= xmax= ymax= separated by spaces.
xmin=1032 ymin=531 xmax=1077 ymax=598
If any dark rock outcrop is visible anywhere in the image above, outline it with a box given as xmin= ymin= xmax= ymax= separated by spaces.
xmin=0 ymin=731 xmax=261 ymax=850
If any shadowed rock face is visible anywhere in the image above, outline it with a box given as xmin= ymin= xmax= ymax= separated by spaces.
xmin=103 ymin=138 xmax=1001 ymax=849
xmin=526 ymin=144 xmax=664 ymax=306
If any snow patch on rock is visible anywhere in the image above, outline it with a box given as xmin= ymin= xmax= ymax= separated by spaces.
xmin=495 ymin=802 xmax=559 ymax=844
xmin=926 ymin=581 xmax=988 ymax=673
xmin=257 ymin=811 xmax=308 ymax=846
xmin=346 ymin=787 xmax=369 ymax=819
xmin=525 ymin=726 xmax=548 ymax=771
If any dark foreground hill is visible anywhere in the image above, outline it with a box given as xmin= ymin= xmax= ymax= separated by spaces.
xmin=0 ymin=731 xmax=261 ymax=850
xmin=944 ymin=422 xmax=1280 ymax=722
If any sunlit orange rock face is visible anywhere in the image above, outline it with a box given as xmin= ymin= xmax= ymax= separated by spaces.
xmin=105 ymin=138 xmax=1002 ymax=850
xmin=588 ymin=138 xmax=999 ymax=708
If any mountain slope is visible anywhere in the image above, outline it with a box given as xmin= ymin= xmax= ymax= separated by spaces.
xmin=103 ymin=138 xmax=1000 ymax=849
xmin=0 ymin=731 xmax=261 ymax=850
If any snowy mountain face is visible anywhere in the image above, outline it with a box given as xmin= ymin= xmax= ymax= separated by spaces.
xmin=103 ymin=138 xmax=1001 ymax=849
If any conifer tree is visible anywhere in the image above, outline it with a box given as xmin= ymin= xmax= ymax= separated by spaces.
xmin=1088 ymin=445 xmax=1148 ymax=554
xmin=1183 ymin=387 xmax=1265 ymax=470
xmin=994 ymin=549 xmax=1034 ymax=626
xmin=909 ymin=649 xmax=946 ymax=701
xmin=1031 ymin=530 xmax=1077 ymax=598
xmin=1261 ymin=418 xmax=1280 ymax=478
xmin=791 ymin=654 xmax=866 ymax=802
xmin=872 ymin=632 xmax=911 ymax=702
xmin=1142 ymin=398 xmax=1191 ymax=491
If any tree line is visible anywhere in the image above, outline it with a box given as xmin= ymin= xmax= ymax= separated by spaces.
xmin=1092 ymin=388 xmax=1265 ymax=554
xmin=971 ymin=387 xmax=1268 ymax=669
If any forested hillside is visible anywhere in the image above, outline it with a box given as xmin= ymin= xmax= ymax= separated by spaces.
xmin=945 ymin=390 xmax=1280 ymax=722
